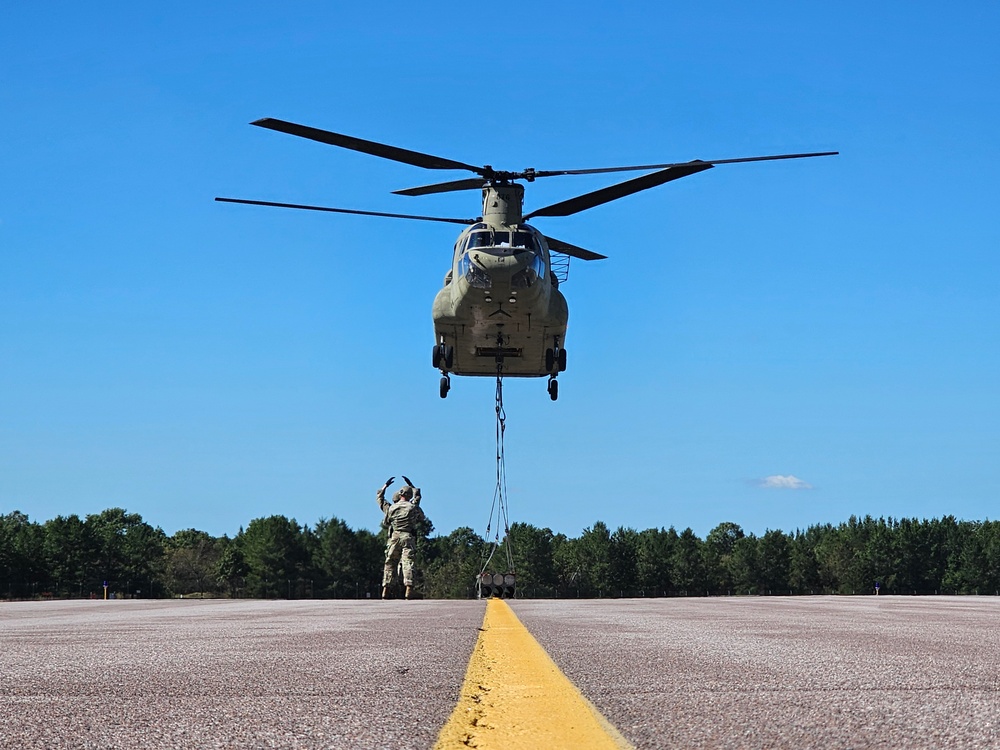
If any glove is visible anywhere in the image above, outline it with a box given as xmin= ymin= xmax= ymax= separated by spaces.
xmin=402 ymin=475 xmax=414 ymax=487
xmin=383 ymin=476 xmax=395 ymax=489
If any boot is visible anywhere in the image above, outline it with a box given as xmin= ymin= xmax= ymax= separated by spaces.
xmin=404 ymin=585 xmax=413 ymax=600
xmin=381 ymin=586 xmax=389 ymax=600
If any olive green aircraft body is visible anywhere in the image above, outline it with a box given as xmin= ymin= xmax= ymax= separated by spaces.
xmin=217 ymin=119 xmax=836 ymax=400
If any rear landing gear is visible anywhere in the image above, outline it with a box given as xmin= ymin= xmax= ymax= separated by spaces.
xmin=435 ymin=342 xmax=454 ymax=398
xmin=545 ymin=346 xmax=567 ymax=374
xmin=545 ymin=342 xmax=564 ymax=401
xmin=432 ymin=343 xmax=454 ymax=370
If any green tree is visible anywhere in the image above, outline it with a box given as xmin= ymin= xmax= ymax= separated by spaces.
xmin=636 ymin=527 xmax=678 ymax=596
xmin=503 ymin=522 xmax=559 ymax=597
xmin=164 ymin=529 xmax=222 ymax=596
xmin=422 ymin=527 xmax=486 ymax=598
xmin=891 ymin=517 xmax=928 ymax=594
xmin=312 ymin=516 xmax=364 ymax=598
xmin=758 ymin=529 xmax=791 ymax=594
xmin=239 ymin=515 xmax=309 ymax=598
xmin=704 ymin=522 xmax=745 ymax=595
xmin=609 ymin=526 xmax=640 ymax=597
xmin=559 ymin=522 xmax=613 ymax=596
xmin=814 ymin=521 xmax=854 ymax=593
xmin=926 ymin=515 xmax=961 ymax=593
xmin=671 ymin=527 xmax=706 ymax=595
xmin=42 ymin=514 xmax=94 ymax=597
xmin=354 ymin=529 xmax=386 ymax=599
xmin=941 ymin=520 xmax=980 ymax=594
xmin=983 ymin=521 xmax=1000 ymax=594
xmin=729 ymin=534 xmax=760 ymax=594
xmin=1 ymin=511 xmax=45 ymax=598
xmin=216 ymin=537 xmax=248 ymax=597
xmin=85 ymin=508 xmax=165 ymax=597
xmin=788 ymin=527 xmax=826 ymax=594
xmin=553 ymin=537 xmax=584 ymax=597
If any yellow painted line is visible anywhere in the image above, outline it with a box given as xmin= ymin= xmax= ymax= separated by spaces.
xmin=434 ymin=599 xmax=635 ymax=750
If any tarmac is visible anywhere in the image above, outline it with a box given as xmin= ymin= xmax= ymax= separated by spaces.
xmin=2 ymin=596 xmax=998 ymax=748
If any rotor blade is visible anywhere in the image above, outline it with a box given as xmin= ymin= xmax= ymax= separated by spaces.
xmin=393 ymin=178 xmax=488 ymax=196
xmin=215 ymin=197 xmax=476 ymax=225
xmin=528 ymin=151 xmax=838 ymax=179
xmin=544 ymin=235 xmax=607 ymax=261
xmin=251 ymin=118 xmax=485 ymax=174
xmin=525 ymin=162 xmax=714 ymax=219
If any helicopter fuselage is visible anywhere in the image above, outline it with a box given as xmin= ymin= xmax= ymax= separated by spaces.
xmin=433 ymin=219 xmax=567 ymax=378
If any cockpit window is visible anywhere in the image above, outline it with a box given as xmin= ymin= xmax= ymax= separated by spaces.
xmin=458 ymin=252 xmax=492 ymax=289
xmin=512 ymin=231 xmax=538 ymax=251
xmin=467 ymin=231 xmax=493 ymax=249
xmin=465 ymin=229 xmax=539 ymax=251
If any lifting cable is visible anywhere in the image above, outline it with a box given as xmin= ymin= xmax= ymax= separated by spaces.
xmin=480 ymin=350 xmax=515 ymax=585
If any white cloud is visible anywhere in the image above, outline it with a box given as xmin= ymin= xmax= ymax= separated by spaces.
xmin=757 ymin=474 xmax=814 ymax=490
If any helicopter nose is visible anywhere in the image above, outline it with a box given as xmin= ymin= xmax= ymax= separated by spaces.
xmin=474 ymin=251 xmax=529 ymax=276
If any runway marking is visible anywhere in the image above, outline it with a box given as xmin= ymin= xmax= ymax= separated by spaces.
xmin=434 ymin=598 xmax=634 ymax=750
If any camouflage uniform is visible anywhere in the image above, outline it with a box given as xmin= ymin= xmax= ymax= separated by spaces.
xmin=377 ymin=484 xmax=424 ymax=589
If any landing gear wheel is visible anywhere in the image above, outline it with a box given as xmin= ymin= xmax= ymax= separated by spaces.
xmin=434 ymin=343 xmax=455 ymax=371
xmin=547 ymin=377 xmax=559 ymax=401
xmin=439 ymin=375 xmax=451 ymax=399
xmin=545 ymin=348 xmax=555 ymax=373
xmin=558 ymin=348 xmax=567 ymax=372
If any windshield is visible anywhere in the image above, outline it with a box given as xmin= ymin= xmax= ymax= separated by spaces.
xmin=512 ymin=231 xmax=538 ymax=250
xmin=467 ymin=231 xmax=494 ymax=249
xmin=465 ymin=230 xmax=539 ymax=251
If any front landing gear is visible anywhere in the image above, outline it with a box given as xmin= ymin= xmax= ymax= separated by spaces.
xmin=547 ymin=376 xmax=559 ymax=401
xmin=439 ymin=374 xmax=451 ymax=399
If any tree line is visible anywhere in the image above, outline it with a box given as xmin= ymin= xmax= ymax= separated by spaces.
xmin=2 ymin=509 xmax=999 ymax=600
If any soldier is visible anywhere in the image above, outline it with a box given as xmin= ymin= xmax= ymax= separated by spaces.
xmin=377 ymin=475 xmax=425 ymax=600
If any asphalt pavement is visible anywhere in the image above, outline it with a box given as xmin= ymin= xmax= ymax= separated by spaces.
xmin=0 ymin=599 xmax=482 ymax=750
xmin=511 ymin=596 xmax=1000 ymax=749
xmin=2 ymin=596 xmax=999 ymax=748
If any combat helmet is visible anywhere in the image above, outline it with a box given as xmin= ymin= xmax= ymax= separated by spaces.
xmin=393 ymin=486 xmax=414 ymax=503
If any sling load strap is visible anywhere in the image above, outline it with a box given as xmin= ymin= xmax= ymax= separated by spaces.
xmin=480 ymin=345 xmax=515 ymax=578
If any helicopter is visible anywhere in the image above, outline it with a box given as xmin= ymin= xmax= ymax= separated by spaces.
xmin=217 ymin=118 xmax=836 ymax=400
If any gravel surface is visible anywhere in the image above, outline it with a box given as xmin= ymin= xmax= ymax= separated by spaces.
xmin=0 ymin=599 xmax=483 ymax=749
xmin=511 ymin=596 xmax=1000 ymax=749
xmin=5 ymin=597 xmax=999 ymax=749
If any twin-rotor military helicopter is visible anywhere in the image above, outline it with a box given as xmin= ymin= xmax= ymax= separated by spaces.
xmin=217 ymin=119 xmax=836 ymax=400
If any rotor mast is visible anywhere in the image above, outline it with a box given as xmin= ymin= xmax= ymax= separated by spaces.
xmin=482 ymin=182 xmax=524 ymax=227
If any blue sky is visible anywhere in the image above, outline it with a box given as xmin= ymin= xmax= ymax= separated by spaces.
xmin=2 ymin=3 xmax=997 ymax=540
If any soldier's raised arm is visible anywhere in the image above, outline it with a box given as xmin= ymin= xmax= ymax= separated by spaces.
xmin=376 ymin=476 xmax=395 ymax=512
xmin=402 ymin=476 xmax=420 ymax=506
